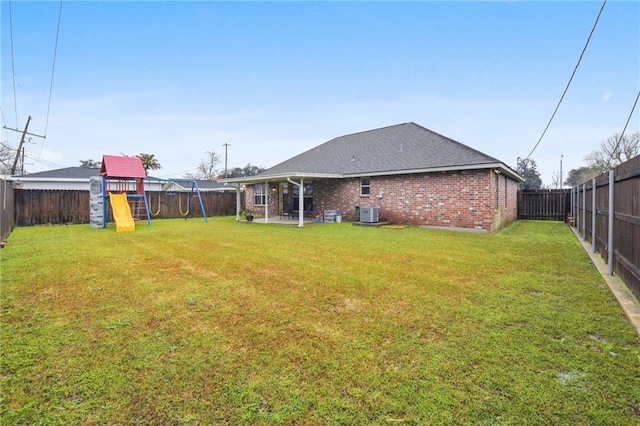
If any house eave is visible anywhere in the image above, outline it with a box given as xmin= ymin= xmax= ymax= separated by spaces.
xmin=222 ymin=163 xmax=524 ymax=185
xmin=221 ymin=172 xmax=344 ymax=185
xmin=344 ymin=162 xmax=525 ymax=182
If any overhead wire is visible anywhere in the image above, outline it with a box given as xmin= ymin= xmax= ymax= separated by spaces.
xmin=8 ymin=0 xmax=19 ymax=135
xmin=43 ymin=0 xmax=63 ymax=139
xmin=605 ymin=90 xmax=640 ymax=169
xmin=523 ymin=0 xmax=607 ymax=160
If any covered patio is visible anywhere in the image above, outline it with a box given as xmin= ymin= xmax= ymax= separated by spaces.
xmin=223 ymin=173 xmax=337 ymax=228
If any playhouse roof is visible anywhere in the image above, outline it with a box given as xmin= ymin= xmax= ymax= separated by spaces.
xmin=100 ymin=155 xmax=146 ymax=179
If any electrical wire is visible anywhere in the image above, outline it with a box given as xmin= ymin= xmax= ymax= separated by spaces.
xmin=8 ymin=1 xmax=19 ymax=135
xmin=523 ymin=0 xmax=607 ymax=160
xmin=605 ymin=90 xmax=640 ymax=169
xmin=43 ymin=0 xmax=63 ymax=139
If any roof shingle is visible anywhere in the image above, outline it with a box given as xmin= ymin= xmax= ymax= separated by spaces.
xmin=261 ymin=122 xmax=501 ymax=177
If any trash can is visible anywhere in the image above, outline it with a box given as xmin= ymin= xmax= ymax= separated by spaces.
xmin=335 ymin=214 xmax=342 ymax=223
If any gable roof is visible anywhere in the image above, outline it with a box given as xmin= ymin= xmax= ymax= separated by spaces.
xmin=101 ymin=155 xmax=146 ymax=179
xmin=225 ymin=122 xmax=523 ymax=183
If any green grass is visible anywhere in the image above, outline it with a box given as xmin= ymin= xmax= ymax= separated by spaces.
xmin=1 ymin=218 xmax=639 ymax=425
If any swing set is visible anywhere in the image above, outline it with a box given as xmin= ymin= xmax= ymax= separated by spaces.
xmin=91 ymin=155 xmax=207 ymax=232
xmin=145 ymin=178 xmax=208 ymax=222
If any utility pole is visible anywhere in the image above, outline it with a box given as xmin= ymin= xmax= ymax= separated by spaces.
xmin=3 ymin=115 xmax=45 ymax=175
xmin=223 ymin=143 xmax=230 ymax=179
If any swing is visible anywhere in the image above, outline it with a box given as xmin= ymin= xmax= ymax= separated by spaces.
xmin=149 ymin=190 xmax=161 ymax=217
xmin=178 ymin=190 xmax=190 ymax=217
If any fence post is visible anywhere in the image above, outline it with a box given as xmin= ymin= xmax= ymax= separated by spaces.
xmin=575 ymin=187 xmax=579 ymax=230
xmin=608 ymin=170 xmax=614 ymax=275
xmin=592 ymin=178 xmax=596 ymax=253
xmin=582 ymin=184 xmax=586 ymax=237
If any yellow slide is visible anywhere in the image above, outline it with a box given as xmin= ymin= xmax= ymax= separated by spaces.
xmin=109 ymin=192 xmax=135 ymax=232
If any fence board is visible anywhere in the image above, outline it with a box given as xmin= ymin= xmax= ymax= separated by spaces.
xmin=14 ymin=190 xmax=238 ymax=226
xmin=572 ymin=155 xmax=640 ymax=301
xmin=517 ymin=189 xmax=569 ymax=221
xmin=0 ymin=179 xmax=15 ymax=242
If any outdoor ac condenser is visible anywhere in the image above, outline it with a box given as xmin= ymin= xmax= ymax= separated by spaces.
xmin=360 ymin=207 xmax=379 ymax=223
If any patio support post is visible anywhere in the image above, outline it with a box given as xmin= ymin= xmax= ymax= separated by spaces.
xmin=608 ymin=170 xmax=614 ymax=275
xmin=298 ymin=178 xmax=304 ymax=227
xmin=592 ymin=178 xmax=596 ymax=253
xmin=236 ymin=186 xmax=241 ymax=221
xmin=286 ymin=177 xmax=304 ymax=228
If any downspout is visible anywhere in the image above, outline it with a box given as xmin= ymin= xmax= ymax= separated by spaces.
xmin=264 ymin=181 xmax=269 ymax=223
xmin=287 ymin=177 xmax=304 ymax=227
xmin=224 ymin=183 xmax=242 ymax=221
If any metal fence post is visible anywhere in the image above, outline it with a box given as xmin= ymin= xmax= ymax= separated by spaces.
xmin=582 ymin=184 xmax=586 ymax=237
xmin=608 ymin=170 xmax=614 ymax=275
xmin=575 ymin=187 xmax=580 ymax=230
xmin=592 ymin=178 xmax=597 ymax=253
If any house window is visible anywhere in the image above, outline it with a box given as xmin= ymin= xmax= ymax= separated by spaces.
xmin=292 ymin=183 xmax=314 ymax=213
xmin=360 ymin=178 xmax=371 ymax=196
xmin=254 ymin=184 xmax=266 ymax=206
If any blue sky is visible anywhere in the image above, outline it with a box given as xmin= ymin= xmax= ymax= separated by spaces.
xmin=2 ymin=1 xmax=639 ymax=185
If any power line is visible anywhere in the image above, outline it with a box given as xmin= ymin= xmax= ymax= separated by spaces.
xmin=43 ymin=0 xmax=63 ymax=139
xmin=8 ymin=1 xmax=19 ymax=134
xmin=524 ymin=0 xmax=607 ymax=160
xmin=605 ymin=90 xmax=640 ymax=168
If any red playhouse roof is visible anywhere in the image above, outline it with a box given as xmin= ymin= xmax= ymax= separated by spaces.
xmin=100 ymin=155 xmax=147 ymax=179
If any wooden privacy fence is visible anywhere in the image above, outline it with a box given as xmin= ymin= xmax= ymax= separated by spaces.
xmin=572 ymin=155 xmax=640 ymax=301
xmin=14 ymin=190 xmax=238 ymax=226
xmin=0 ymin=179 xmax=15 ymax=242
xmin=517 ymin=189 xmax=569 ymax=221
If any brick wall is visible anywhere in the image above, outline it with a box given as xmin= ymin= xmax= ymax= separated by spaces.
xmin=313 ymin=170 xmax=501 ymax=231
xmin=246 ymin=170 xmax=520 ymax=232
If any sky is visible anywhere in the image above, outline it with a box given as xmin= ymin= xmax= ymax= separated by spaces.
xmin=1 ymin=0 xmax=639 ymax=185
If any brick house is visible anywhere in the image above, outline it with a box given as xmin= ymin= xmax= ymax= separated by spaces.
xmin=224 ymin=122 xmax=523 ymax=232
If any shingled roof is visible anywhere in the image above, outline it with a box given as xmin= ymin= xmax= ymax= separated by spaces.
xmin=101 ymin=155 xmax=146 ymax=179
xmin=226 ymin=122 xmax=521 ymax=183
xmin=14 ymin=167 xmax=100 ymax=179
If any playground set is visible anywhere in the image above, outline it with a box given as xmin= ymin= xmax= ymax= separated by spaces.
xmin=90 ymin=155 xmax=207 ymax=232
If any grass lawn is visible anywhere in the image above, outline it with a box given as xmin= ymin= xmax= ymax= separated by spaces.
xmin=1 ymin=218 xmax=639 ymax=425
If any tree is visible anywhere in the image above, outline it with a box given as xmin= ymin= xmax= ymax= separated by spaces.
xmin=516 ymin=158 xmax=542 ymax=190
xmin=225 ymin=163 xmax=265 ymax=178
xmin=184 ymin=150 xmax=221 ymax=180
xmin=79 ymin=159 xmax=101 ymax=168
xmin=0 ymin=143 xmax=14 ymax=174
xmin=564 ymin=165 xmax=600 ymax=187
xmin=584 ymin=131 xmax=640 ymax=173
xmin=136 ymin=153 xmax=162 ymax=174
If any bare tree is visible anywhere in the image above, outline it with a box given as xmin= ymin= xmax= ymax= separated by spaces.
xmin=79 ymin=159 xmax=101 ymax=168
xmin=584 ymin=131 xmax=640 ymax=172
xmin=0 ymin=143 xmax=14 ymax=174
xmin=184 ymin=150 xmax=221 ymax=180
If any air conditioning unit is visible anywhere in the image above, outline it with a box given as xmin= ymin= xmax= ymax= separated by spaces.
xmin=360 ymin=207 xmax=379 ymax=223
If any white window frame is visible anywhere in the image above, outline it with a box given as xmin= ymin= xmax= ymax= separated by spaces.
xmin=360 ymin=177 xmax=371 ymax=196
xmin=254 ymin=184 xmax=266 ymax=206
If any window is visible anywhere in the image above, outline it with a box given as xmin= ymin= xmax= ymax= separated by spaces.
xmin=254 ymin=184 xmax=266 ymax=206
xmin=360 ymin=178 xmax=371 ymax=196
xmin=293 ymin=183 xmax=314 ymax=213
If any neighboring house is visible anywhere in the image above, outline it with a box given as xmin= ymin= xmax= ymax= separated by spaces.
xmin=10 ymin=167 xmax=235 ymax=193
xmin=10 ymin=167 xmax=100 ymax=190
xmin=223 ymin=122 xmax=524 ymax=232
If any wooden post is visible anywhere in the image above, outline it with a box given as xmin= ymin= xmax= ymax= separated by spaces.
xmin=10 ymin=116 xmax=32 ymax=175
